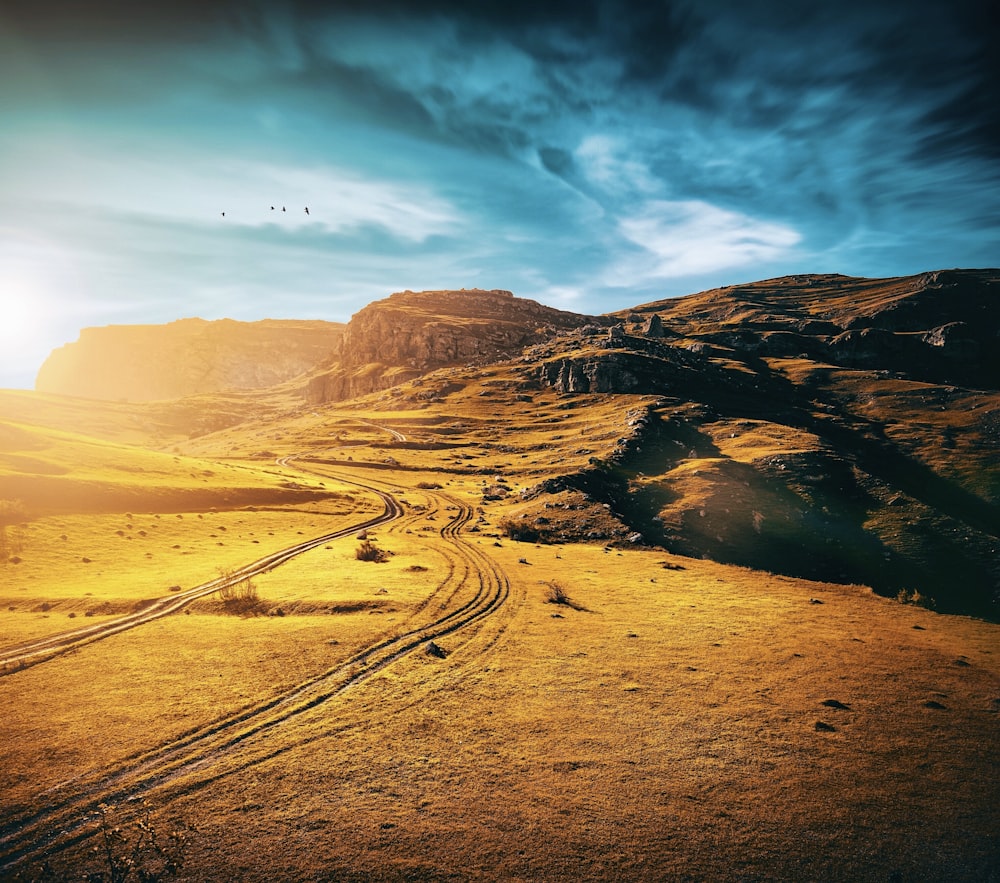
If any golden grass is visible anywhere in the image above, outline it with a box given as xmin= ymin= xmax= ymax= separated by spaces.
xmin=6 ymin=540 xmax=994 ymax=880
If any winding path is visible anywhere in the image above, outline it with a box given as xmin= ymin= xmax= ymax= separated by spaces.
xmin=0 ymin=459 xmax=515 ymax=873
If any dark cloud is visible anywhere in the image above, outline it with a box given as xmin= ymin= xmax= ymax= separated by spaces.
xmin=538 ymin=146 xmax=575 ymax=178
xmin=0 ymin=0 xmax=236 ymax=43
xmin=274 ymin=56 xmax=439 ymax=136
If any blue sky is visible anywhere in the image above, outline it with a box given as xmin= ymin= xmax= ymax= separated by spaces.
xmin=1 ymin=0 xmax=997 ymax=388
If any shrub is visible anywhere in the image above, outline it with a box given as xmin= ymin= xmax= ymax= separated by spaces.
xmin=544 ymin=581 xmax=571 ymax=605
xmin=356 ymin=538 xmax=389 ymax=562
xmin=896 ymin=588 xmax=936 ymax=610
xmin=216 ymin=568 xmax=259 ymax=610
xmin=498 ymin=517 xmax=541 ymax=543
xmin=542 ymin=580 xmax=589 ymax=611
xmin=29 ymin=801 xmax=189 ymax=882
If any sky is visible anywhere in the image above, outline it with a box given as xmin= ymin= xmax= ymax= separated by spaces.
xmin=1 ymin=0 xmax=998 ymax=389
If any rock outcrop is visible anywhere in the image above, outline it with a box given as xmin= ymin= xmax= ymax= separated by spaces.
xmin=621 ymin=268 xmax=1000 ymax=386
xmin=36 ymin=318 xmax=344 ymax=401
xmin=305 ymin=289 xmax=602 ymax=403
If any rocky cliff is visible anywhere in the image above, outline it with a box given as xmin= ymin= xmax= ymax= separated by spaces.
xmin=305 ymin=288 xmax=603 ymax=403
xmin=36 ymin=318 xmax=344 ymax=402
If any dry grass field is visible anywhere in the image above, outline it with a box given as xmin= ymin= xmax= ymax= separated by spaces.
xmin=1 ymin=354 xmax=998 ymax=881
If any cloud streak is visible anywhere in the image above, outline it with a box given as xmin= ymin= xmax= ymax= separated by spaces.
xmin=613 ymin=200 xmax=801 ymax=282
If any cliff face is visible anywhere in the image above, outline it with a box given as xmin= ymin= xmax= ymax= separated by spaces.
xmin=36 ymin=318 xmax=344 ymax=402
xmin=305 ymin=289 xmax=603 ymax=403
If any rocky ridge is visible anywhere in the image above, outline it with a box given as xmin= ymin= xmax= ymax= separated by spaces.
xmin=304 ymin=288 xmax=604 ymax=403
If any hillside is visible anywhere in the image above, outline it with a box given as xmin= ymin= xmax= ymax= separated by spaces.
xmin=36 ymin=318 xmax=344 ymax=402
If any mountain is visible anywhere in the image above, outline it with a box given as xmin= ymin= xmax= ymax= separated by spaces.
xmin=303 ymin=288 xmax=604 ymax=403
xmin=35 ymin=318 xmax=344 ymax=402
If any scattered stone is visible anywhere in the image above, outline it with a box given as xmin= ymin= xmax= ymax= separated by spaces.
xmin=821 ymin=699 xmax=850 ymax=710
xmin=814 ymin=721 xmax=836 ymax=732
xmin=643 ymin=314 xmax=665 ymax=338
xmin=923 ymin=700 xmax=947 ymax=710
xmin=425 ymin=641 xmax=448 ymax=659
xmin=953 ymin=658 xmax=971 ymax=667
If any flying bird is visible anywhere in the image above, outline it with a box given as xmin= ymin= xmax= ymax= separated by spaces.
xmin=270 ymin=205 xmax=274 ymax=210
xmin=221 ymin=212 xmax=225 ymax=217
xmin=304 ymin=206 xmax=310 ymax=215
xmin=282 ymin=206 xmax=286 ymax=212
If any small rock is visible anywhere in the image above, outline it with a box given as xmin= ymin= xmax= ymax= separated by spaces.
xmin=425 ymin=641 xmax=448 ymax=659
xmin=923 ymin=700 xmax=947 ymax=710
xmin=814 ymin=721 xmax=836 ymax=732
xmin=809 ymin=598 xmax=823 ymax=604
xmin=821 ymin=699 xmax=850 ymax=710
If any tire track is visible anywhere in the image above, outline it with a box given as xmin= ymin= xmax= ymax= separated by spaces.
xmin=0 ymin=464 xmax=515 ymax=874
xmin=0 ymin=478 xmax=401 ymax=676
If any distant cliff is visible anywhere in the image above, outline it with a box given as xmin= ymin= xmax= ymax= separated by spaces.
xmin=305 ymin=289 xmax=603 ymax=403
xmin=36 ymin=318 xmax=344 ymax=401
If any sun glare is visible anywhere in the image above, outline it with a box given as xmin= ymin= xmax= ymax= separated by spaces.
xmin=0 ymin=273 xmax=63 ymax=387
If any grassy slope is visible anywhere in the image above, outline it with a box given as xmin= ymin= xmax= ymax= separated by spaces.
xmin=1 ymin=376 xmax=998 ymax=881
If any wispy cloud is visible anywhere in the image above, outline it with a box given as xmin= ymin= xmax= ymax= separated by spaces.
xmin=610 ymin=199 xmax=801 ymax=283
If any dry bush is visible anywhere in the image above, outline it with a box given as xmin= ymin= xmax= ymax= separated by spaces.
xmin=896 ymin=588 xmax=936 ymax=610
xmin=356 ymin=538 xmax=389 ymax=562
xmin=216 ymin=568 xmax=259 ymax=610
xmin=543 ymin=580 xmax=587 ymax=611
xmin=25 ymin=801 xmax=189 ymax=882
xmin=498 ymin=517 xmax=541 ymax=543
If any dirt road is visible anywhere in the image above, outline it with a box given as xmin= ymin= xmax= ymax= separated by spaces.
xmin=0 ymin=477 xmax=402 ymax=676
xmin=0 ymin=464 xmax=515 ymax=874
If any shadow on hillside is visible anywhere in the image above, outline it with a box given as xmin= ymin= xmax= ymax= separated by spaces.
xmin=585 ymin=363 xmax=1000 ymax=620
